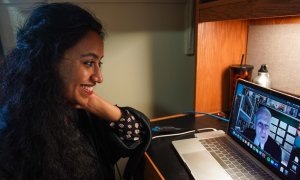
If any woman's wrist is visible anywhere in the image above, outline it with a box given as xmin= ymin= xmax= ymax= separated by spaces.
xmin=86 ymin=95 xmax=122 ymax=122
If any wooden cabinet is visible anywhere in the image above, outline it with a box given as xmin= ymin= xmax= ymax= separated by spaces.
xmin=194 ymin=0 xmax=300 ymax=113
xmin=197 ymin=0 xmax=300 ymax=23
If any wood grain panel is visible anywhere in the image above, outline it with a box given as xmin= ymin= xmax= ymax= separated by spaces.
xmin=198 ymin=0 xmax=248 ymax=9
xmin=198 ymin=1 xmax=250 ymax=22
xmin=195 ymin=20 xmax=248 ymax=113
xmin=249 ymin=16 xmax=300 ymax=25
xmin=198 ymin=0 xmax=300 ymax=23
xmin=251 ymin=0 xmax=300 ymax=19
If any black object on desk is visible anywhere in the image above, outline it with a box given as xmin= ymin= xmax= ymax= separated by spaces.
xmin=147 ymin=114 xmax=228 ymax=180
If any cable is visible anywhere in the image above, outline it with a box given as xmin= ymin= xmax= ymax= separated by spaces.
xmin=151 ymin=111 xmax=228 ymax=140
xmin=152 ymin=127 xmax=217 ymax=140
xmin=152 ymin=130 xmax=195 ymax=140
xmin=185 ymin=111 xmax=230 ymax=122
xmin=151 ymin=126 xmax=185 ymax=133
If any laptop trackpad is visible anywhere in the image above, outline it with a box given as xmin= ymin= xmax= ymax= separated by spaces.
xmin=182 ymin=151 xmax=232 ymax=180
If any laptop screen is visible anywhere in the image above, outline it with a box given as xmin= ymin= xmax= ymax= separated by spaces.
xmin=228 ymin=79 xmax=300 ymax=179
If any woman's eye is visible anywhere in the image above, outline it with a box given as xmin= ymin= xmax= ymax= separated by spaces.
xmin=84 ymin=60 xmax=103 ymax=68
xmin=84 ymin=61 xmax=94 ymax=67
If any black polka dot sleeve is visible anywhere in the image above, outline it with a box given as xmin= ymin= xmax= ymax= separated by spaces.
xmin=108 ymin=107 xmax=143 ymax=145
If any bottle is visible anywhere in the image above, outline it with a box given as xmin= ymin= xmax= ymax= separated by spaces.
xmin=253 ymin=64 xmax=271 ymax=88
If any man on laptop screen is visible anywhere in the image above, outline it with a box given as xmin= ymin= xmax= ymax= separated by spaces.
xmin=243 ymin=106 xmax=282 ymax=162
xmin=173 ymin=80 xmax=300 ymax=179
xmin=231 ymin=80 xmax=300 ymax=179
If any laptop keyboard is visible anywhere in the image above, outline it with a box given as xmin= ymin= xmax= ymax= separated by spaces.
xmin=200 ymin=137 xmax=274 ymax=180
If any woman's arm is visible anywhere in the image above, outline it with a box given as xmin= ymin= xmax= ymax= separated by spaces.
xmin=76 ymin=93 xmax=122 ymax=122
xmin=78 ymin=93 xmax=148 ymax=146
xmin=87 ymin=106 xmax=152 ymax=179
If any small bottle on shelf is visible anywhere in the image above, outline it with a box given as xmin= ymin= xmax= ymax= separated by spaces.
xmin=253 ymin=64 xmax=271 ymax=88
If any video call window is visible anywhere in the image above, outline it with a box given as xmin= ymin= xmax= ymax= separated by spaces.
xmin=234 ymin=88 xmax=300 ymax=167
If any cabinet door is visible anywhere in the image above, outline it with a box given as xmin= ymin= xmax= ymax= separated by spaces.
xmin=195 ymin=20 xmax=248 ymax=113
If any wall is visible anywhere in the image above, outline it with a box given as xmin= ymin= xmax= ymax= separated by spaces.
xmin=247 ymin=22 xmax=300 ymax=96
xmin=0 ymin=0 xmax=195 ymax=118
xmin=0 ymin=0 xmax=44 ymax=53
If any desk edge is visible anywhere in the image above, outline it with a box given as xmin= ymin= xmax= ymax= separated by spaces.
xmin=145 ymin=152 xmax=165 ymax=180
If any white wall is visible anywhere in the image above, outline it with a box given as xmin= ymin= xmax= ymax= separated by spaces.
xmin=0 ymin=0 xmax=195 ymax=118
xmin=247 ymin=23 xmax=300 ymax=96
xmin=0 ymin=0 xmax=45 ymax=53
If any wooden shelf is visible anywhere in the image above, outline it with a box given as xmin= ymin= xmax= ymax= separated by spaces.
xmin=197 ymin=0 xmax=300 ymax=23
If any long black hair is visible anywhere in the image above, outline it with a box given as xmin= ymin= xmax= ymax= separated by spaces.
xmin=0 ymin=3 xmax=104 ymax=179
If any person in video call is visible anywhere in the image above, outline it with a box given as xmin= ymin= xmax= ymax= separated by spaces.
xmin=293 ymin=123 xmax=300 ymax=149
xmin=287 ymin=123 xmax=300 ymax=179
xmin=0 ymin=2 xmax=151 ymax=180
xmin=243 ymin=106 xmax=282 ymax=162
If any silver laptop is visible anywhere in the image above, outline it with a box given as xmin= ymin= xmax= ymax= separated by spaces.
xmin=172 ymin=79 xmax=300 ymax=179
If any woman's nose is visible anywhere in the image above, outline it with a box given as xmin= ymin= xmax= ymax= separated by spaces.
xmin=91 ymin=68 xmax=103 ymax=83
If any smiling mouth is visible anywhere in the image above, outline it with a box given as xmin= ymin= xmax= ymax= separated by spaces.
xmin=81 ymin=85 xmax=94 ymax=95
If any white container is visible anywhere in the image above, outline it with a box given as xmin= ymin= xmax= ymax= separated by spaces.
xmin=253 ymin=64 xmax=271 ymax=88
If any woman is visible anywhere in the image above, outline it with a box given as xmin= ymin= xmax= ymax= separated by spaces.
xmin=0 ymin=3 xmax=151 ymax=180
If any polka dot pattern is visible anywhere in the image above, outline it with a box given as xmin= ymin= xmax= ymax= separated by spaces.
xmin=109 ymin=108 xmax=143 ymax=144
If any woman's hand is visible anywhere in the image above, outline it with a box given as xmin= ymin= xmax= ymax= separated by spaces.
xmin=75 ymin=91 xmax=122 ymax=122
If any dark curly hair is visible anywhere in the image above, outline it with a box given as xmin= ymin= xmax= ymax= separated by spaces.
xmin=0 ymin=3 xmax=105 ymax=179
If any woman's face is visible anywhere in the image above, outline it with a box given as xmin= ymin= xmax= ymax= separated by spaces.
xmin=58 ymin=31 xmax=104 ymax=107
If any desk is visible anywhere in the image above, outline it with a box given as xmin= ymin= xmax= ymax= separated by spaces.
xmin=143 ymin=114 xmax=229 ymax=180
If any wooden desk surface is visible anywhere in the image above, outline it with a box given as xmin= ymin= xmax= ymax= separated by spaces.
xmin=145 ymin=114 xmax=229 ymax=180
